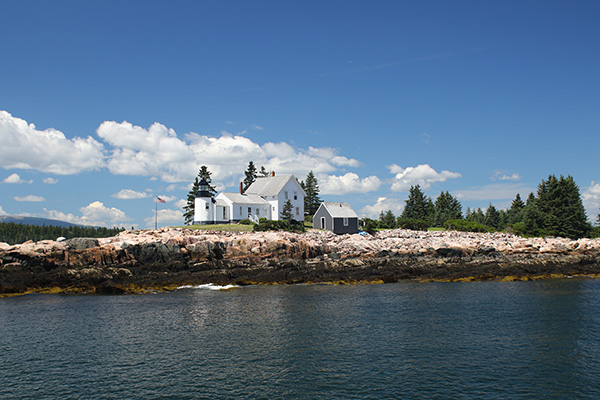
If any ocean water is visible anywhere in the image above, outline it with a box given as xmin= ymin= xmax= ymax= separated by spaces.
xmin=1 ymin=280 xmax=600 ymax=399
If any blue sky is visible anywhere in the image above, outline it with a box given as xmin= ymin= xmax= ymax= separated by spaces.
xmin=1 ymin=0 xmax=599 ymax=228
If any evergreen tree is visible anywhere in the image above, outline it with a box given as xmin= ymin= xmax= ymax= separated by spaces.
xmin=379 ymin=210 xmax=396 ymax=229
xmin=183 ymin=166 xmax=217 ymax=225
xmin=466 ymin=208 xmax=486 ymax=225
xmin=507 ymin=193 xmax=525 ymax=225
xmin=485 ymin=204 xmax=500 ymax=229
xmin=243 ymin=161 xmax=258 ymax=191
xmin=303 ymin=171 xmax=322 ymax=215
xmin=432 ymin=191 xmax=462 ymax=227
xmin=536 ymin=175 xmax=590 ymax=238
xmin=280 ymin=199 xmax=294 ymax=221
xmin=401 ymin=185 xmax=434 ymax=223
xmin=258 ymin=166 xmax=270 ymax=177
xmin=523 ymin=193 xmax=545 ymax=236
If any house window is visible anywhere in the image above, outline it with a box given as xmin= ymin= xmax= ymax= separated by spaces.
xmin=239 ymin=206 xmax=242 ymax=215
xmin=343 ymin=217 xmax=349 ymax=226
xmin=284 ymin=191 xmax=288 ymax=200
xmin=248 ymin=207 xmax=252 ymax=217
xmin=294 ymin=192 xmax=297 ymax=200
xmin=321 ymin=217 xmax=326 ymax=229
xmin=257 ymin=208 xmax=260 ymax=216
xmin=272 ymin=206 xmax=275 ymax=211
xmin=223 ymin=208 xmax=226 ymax=219
xmin=205 ymin=204 xmax=209 ymax=210
xmin=296 ymin=207 xmax=299 ymax=216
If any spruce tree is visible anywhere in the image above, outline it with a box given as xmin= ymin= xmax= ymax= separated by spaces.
xmin=485 ymin=204 xmax=500 ymax=229
xmin=401 ymin=185 xmax=433 ymax=223
xmin=243 ymin=161 xmax=258 ymax=191
xmin=507 ymin=193 xmax=525 ymax=225
xmin=380 ymin=210 xmax=396 ymax=229
xmin=303 ymin=171 xmax=322 ymax=215
xmin=258 ymin=166 xmax=270 ymax=177
xmin=281 ymin=199 xmax=294 ymax=221
xmin=432 ymin=191 xmax=462 ymax=227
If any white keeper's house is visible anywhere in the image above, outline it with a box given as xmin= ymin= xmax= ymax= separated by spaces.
xmin=193 ymin=173 xmax=305 ymax=225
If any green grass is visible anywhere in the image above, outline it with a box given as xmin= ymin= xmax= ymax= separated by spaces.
xmin=428 ymin=227 xmax=446 ymax=231
xmin=174 ymin=224 xmax=254 ymax=232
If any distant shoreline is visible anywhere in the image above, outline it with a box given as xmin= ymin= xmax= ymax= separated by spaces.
xmin=1 ymin=228 xmax=599 ymax=296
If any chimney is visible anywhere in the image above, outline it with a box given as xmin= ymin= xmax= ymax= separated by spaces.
xmin=271 ymin=171 xmax=275 ymax=177
xmin=240 ymin=182 xmax=243 ymax=194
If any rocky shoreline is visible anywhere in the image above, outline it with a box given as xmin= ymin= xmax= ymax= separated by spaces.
xmin=1 ymin=228 xmax=600 ymax=296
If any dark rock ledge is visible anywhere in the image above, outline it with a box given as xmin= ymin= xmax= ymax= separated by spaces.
xmin=1 ymin=228 xmax=599 ymax=296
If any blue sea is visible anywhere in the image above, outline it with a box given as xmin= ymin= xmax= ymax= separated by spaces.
xmin=1 ymin=280 xmax=600 ymax=399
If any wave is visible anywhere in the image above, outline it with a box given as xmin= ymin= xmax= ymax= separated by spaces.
xmin=177 ymin=283 xmax=240 ymax=291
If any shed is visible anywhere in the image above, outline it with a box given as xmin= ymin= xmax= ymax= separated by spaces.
xmin=313 ymin=202 xmax=359 ymax=234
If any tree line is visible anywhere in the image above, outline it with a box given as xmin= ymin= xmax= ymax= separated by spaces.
xmin=361 ymin=175 xmax=598 ymax=239
xmin=0 ymin=222 xmax=125 ymax=245
xmin=183 ymin=162 xmax=323 ymax=225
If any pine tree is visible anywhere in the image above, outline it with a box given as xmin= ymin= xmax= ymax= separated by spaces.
xmin=183 ymin=177 xmax=200 ymax=225
xmin=380 ymin=210 xmax=396 ymax=229
xmin=258 ymin=166 xmax=270 ymax=177
xmin=536 ymin=175 xmax=590 ymax=238
xmin=507 ymin=193 xmax=525 ymax=225
xmin=183 ymin=166 xmax=217 ymax=225
xmin=401 ymin=185 xmax=434 ymax=223
xmin=303 ymin=171 xmax=322 ymax=215
xmin=281 ymin=199 xmax=294 ymax=221
xmin=485 ymin=204 xmax=500 ymax=228
xmin=243 ymin=161 xmax=258 ymax=191
xmin=432 ymin=191 xmax=462 ymax=227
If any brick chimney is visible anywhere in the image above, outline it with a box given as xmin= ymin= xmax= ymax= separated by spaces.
xmin=271 ymin=171 xmax=275 ymax=177
xmin=239 ymin=182 xmax=244 ymax=194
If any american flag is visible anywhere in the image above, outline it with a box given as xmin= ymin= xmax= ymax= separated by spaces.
xmin=156 ymin=196 xmax=166 ymax=203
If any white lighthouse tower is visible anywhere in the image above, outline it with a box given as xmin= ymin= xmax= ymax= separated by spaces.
xmin=193 ymin=179 xmax=215 ymax=224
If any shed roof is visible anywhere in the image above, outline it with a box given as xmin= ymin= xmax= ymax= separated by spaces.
xmin=245 ymin=175 xmax=305 ymax=197
xmin=319 ymin=202 xmax=358 ymax=218
xmin=218 ymin=192 xmax=270 ymax=205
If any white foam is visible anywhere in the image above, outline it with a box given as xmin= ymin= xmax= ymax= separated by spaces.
xmin=177 ymin=283 xmax=240 ymax=291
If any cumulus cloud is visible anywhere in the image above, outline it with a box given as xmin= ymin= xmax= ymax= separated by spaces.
xmin=144 ymin=208 xmax=183 ymax=228
xmin=388 ymin=164 xmax=461 ymax=192
xmin=45 ymin=201 xmax=132 ymax=227
xmin=112 ymin=189 xmax=152 ymax=200
xmin=454 ymin=183 xmax=532 ymax=201
xmin=0 ymin=205 xmax=7 ymax=216
xmin=3 ymin=173 xmax=32 ymax=184
xmin=43 ymin=177 xmax=59 ymax=184
xmin=320 ymin=173 xmax=381 ymax=195
xmin=14 ymin=195 xmax=46 ymax=202
xmin=360 ymin=197 xmax=405 ymax=219
xmin=0 ymin=110 xmax=105 ymax=174
xmin=582 ymin=181 xmax=600 ymax=222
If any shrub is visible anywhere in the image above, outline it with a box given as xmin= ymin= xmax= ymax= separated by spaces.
xmin=238 ymin=219 xmax=254 ymax=225
xmin=396 ymin=218 xmax=429 ymax=231
xmin=252 ymin=218 xmax=305 ymax=233
xmin=444 ymin=219 xmax=494 ymax=233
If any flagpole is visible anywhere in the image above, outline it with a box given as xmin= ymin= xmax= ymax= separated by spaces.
xmin=155 ymin=200 xmax=158 ymax=230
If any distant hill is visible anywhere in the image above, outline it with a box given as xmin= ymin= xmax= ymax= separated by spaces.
xmin=0 ymin=215 xmax=83 ymax=228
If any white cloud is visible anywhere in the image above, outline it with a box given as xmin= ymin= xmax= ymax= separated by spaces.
xmin=45 ymin=201 xmax=132 ymax=227
xmin=14 ymin=195 xmax=46 ymax=202
xmin=388 ymin=164 xmax=461 ymax=192
xmin=454 ymin=183 xmax=532 ymax=201
xmin=43 ymin=177 xmax=59 ymax=184
xmin=112 ymin=189 xmax=152 ymax=200
xmin=144 ymin=208 xmax=184 ymax=228
xmin=0 ymin=110 xmax=105 ymax=174
xmin=174 ymin=199 xmax=187 ymax=209
xmin=360 ymin=197 xmax=405 ymax=219
xmin=155 ymin=195 xmax=178 ymax=202
xmin=582 ymin=181 xmax=600 ymax=222
xmin=0 ymin=205 xmax=7 ymax=216
xmin=3 ymin=173 xmax=32 ymax=184
xmin=253 ymin=124 xmax=264 ymax=131
xmin=492 ymin=170 xmax=521 ymax=181
xmin=320 ymin=173 xmax=381 ymax=195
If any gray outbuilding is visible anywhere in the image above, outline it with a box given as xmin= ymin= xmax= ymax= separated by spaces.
xmin=313 ymin=202 xmax=359 ymax=234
